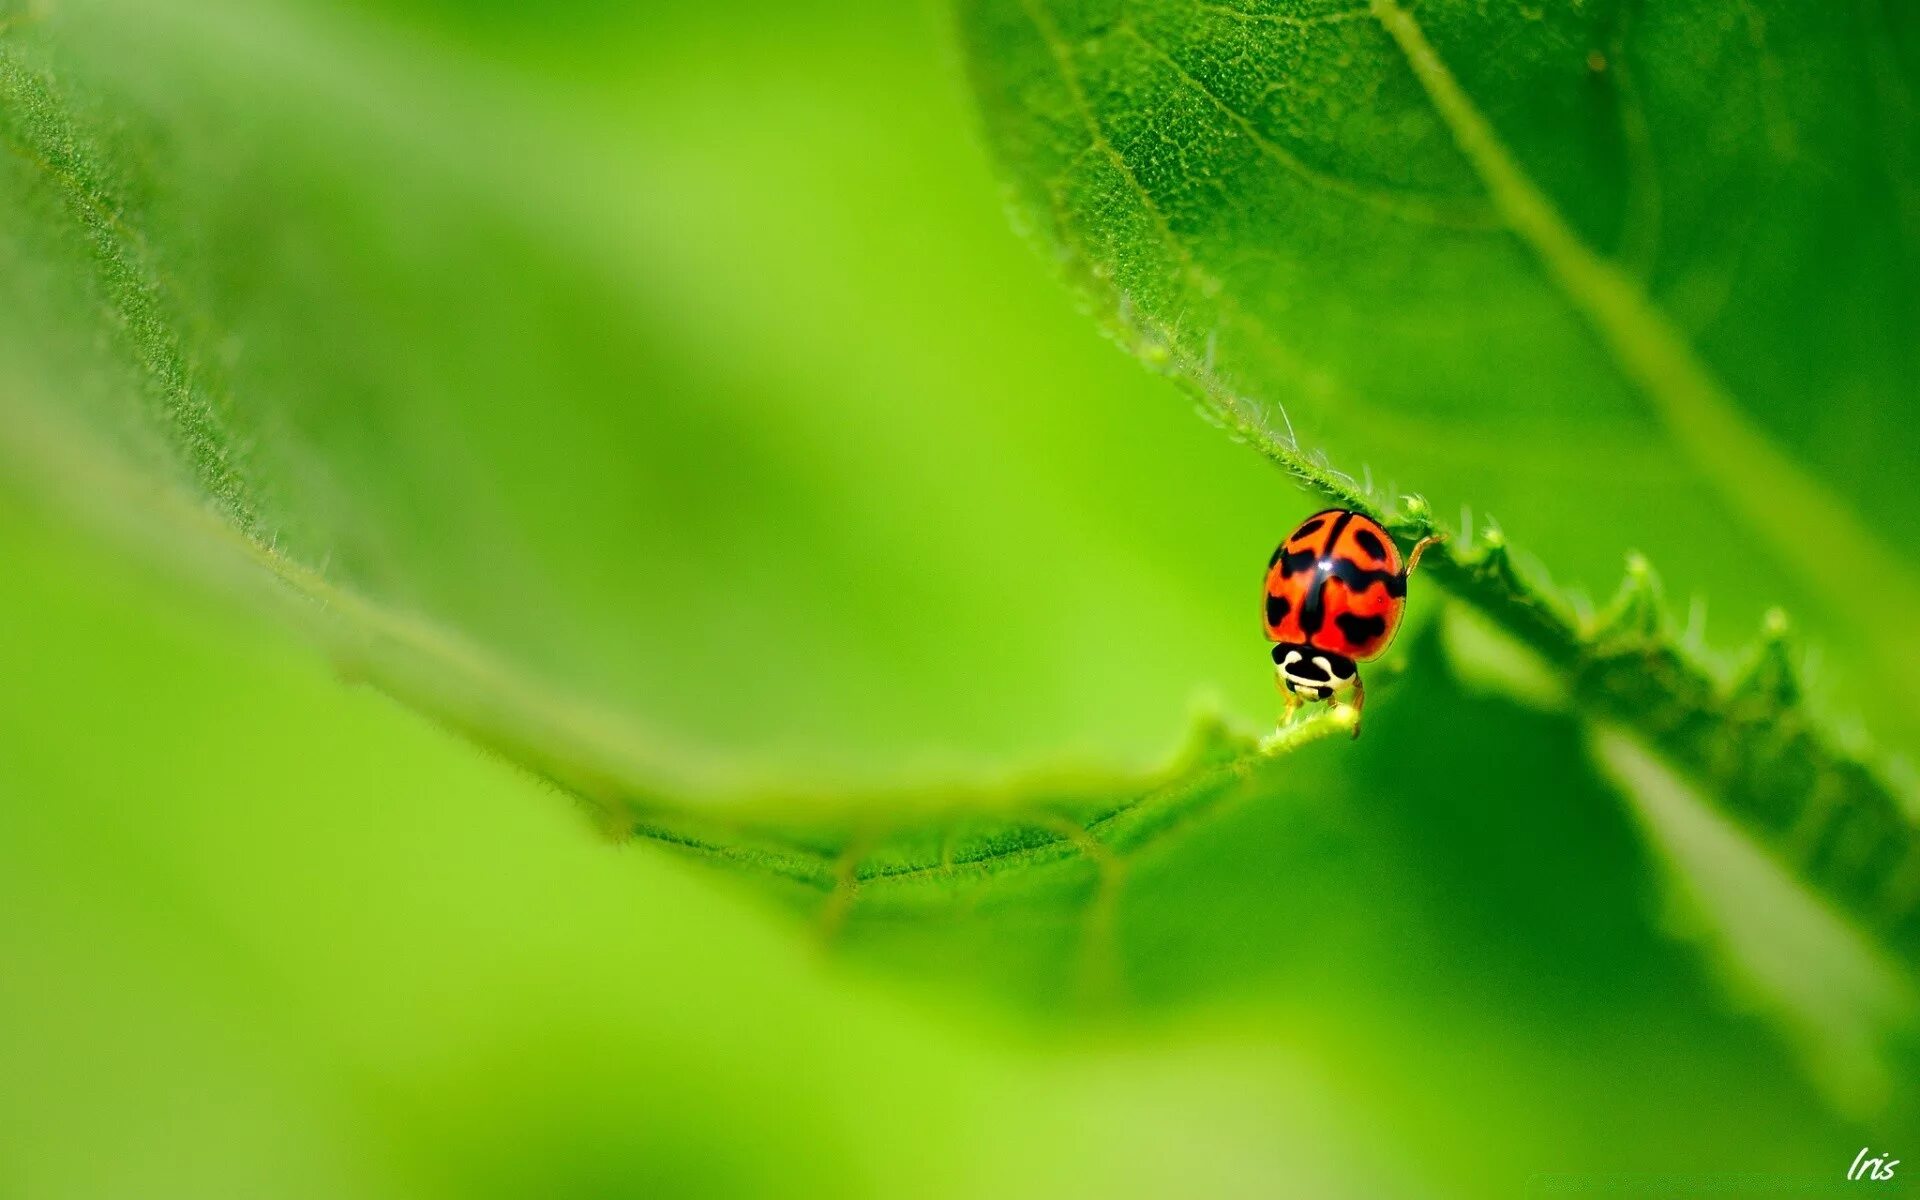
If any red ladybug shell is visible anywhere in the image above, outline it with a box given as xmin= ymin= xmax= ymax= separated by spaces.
xmin=1262 ymin=509 xmax=1407 ymax=661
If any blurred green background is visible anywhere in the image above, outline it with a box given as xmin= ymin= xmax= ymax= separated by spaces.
xmin=2 ymin=0 xmax=1916 ymax=1195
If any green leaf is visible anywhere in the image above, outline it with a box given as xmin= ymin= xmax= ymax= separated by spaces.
xmin=956 ymin=0 xmax=1920 ymax=960
xmin=956 ymin=0 xmax=1920 ymax=744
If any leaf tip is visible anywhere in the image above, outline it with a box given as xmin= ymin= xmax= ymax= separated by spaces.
xmin=1595 ymin=551 xmax=1665 ymax=642
xmin=1732 ymin=606 xmax=1803 ymax=711
xmin=1762 ymin=605 xmax=1791 ymax=640
xmin=1395 ymin=492 xmax=1434 ymax=528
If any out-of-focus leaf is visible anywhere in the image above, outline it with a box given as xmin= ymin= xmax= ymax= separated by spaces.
xmin=779 ymin=627 xmax=1917 ymax=1188
xmin=0 ymin=486 xmax=1421 ymax=1200
xmin=7 ymin=457 xmax=1908 ymax=1194
xmin=0 ymin=0 xmax=1297 ymax=783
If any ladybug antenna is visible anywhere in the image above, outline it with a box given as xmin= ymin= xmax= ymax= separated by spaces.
xmin=1405 ymin=532 xmax=1446 ymax=576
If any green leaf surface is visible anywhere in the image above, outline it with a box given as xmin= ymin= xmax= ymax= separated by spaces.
xmin=957 ymin=0 xmax=1920 ymax=969
xmin=957 ymin=0 xmax=1920 ymax=753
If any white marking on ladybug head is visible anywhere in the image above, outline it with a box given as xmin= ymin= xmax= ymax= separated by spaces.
xmin=1273 ymin=644 xmax=1359 ymax=699
xmin=1319 ymin=655 xmax=1357 ymax=681
xmin=1301 ymin=671 xmax=1358 ymax=698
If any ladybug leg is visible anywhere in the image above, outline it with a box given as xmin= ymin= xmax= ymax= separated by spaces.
xmin=1277 ymin=684 xmax=1302 ymax=731
xmin=1404 ymin=533 xmax=1446 ymax=576
xmin=1347 ymin=675 xmax=1366 ymax=740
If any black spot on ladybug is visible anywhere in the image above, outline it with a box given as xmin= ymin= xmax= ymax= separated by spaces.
xmin=1331 ymin=556 xmax=1407 ymax=598
xmin=1353 ymin=528 xmax=1387 ymax=562
xmin=1299 ymin=583 xmax=1325 ymax=635
xmin=1293 ymin=516 xmax=1327 ymax=541
xmin=1322 ymin=510 xmax=1357 ymax=552
xmin=1298 ymin=511 xmax=1359 ymax=635
xmin=1277 ymin=548 xmax=1317 ymax=579
xmin=1314 ymin=685 xmax=1332 ymax=700
xmin=1268 ymin=543 xmax=1285 ymax=569
xmin=1336 ymin=612 xmax=1387 ymax=648
xmin=1323 ymin=653 xmax=1356 ymax=679
xmin=1265 ymin=593 xmax=1291 ymax=627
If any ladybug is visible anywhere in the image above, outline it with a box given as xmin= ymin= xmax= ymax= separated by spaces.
xmin=1262 ymin=508 xmax=1440 ymax=738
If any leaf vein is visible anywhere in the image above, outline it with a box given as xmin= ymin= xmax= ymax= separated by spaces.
xmin=1116 ymin=15 xmax=1499 ymax=229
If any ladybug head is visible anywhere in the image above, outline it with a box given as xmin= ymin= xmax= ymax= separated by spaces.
xmin=1271 ymin=643 xmax=1357 ymax=701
